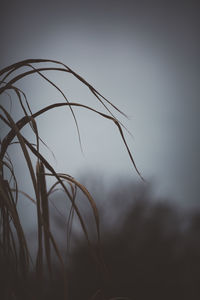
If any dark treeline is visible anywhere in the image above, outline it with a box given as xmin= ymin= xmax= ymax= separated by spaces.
xmin=1 ymin=178 xmax=200 ymax=300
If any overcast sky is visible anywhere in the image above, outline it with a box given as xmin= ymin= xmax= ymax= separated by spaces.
xmin=0 ymin=0 xmax=199 ymax=206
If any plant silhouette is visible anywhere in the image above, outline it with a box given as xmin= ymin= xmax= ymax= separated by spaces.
xmin=0 ymin=59 xmax=142 ymax=300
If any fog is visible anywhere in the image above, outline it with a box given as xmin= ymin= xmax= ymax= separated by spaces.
xmin=0 ymin=1 xmax=199 ymax=204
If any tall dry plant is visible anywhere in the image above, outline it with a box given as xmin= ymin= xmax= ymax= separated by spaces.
xmin=0 ymin=59 xmax=142 ymax=299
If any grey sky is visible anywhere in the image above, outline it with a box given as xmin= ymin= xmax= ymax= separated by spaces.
xmin=0 ymin=0 xmax=199 ymax=205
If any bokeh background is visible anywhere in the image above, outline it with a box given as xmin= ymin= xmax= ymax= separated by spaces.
xmin=0 ymin=2 xmax=199 ymax=299
xmin=0 ymin=0 xmax=199 ymax=206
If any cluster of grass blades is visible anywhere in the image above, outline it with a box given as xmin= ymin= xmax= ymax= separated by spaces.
xmin=0 ymin=59 xmax=142 ymax=300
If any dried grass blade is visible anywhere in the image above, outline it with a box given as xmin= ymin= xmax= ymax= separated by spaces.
xmin=1 ymin=102 xmax=143 ymax=179
xmin=37 ymin=161 xmax=52 ymax=274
